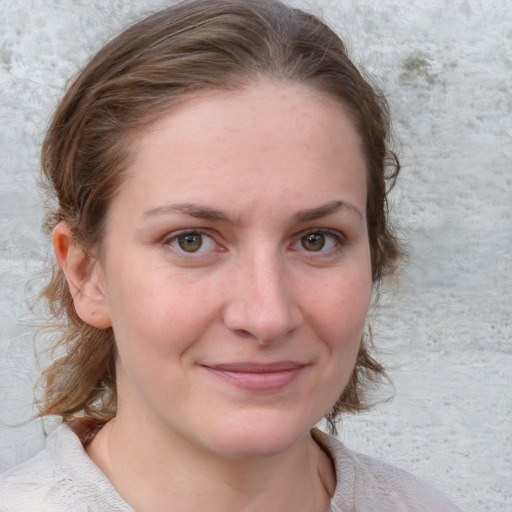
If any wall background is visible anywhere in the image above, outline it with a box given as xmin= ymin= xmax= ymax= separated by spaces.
xmin=0 ymin=1 xmax=510 ymax=510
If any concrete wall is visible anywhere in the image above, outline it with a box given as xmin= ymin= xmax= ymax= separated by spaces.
xmin=1 ymin=1 xmax=510 ymax=510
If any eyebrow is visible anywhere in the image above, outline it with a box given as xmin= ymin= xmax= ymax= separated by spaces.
xmin=292 ymin=200 xmax=363 ymax=223
xmin=143 ymin=199 xmax=363 ymax=223
xmin=143 ymin=202 xmax=233 ymax=222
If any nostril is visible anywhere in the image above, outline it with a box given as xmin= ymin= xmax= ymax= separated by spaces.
xmin=233 ymin=328 xmax=254 ymax=339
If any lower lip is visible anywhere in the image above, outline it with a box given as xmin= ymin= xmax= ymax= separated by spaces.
xmin=203 ymin=367 xmax=304 ymax=392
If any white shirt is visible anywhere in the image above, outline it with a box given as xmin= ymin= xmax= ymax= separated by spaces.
xmin=0 ymin=425 xmax=462 ymax=511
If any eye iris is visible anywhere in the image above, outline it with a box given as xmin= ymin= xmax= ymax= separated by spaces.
xmin=178 ymin=234 xmax=202 ymax=252
xmin=302 ymin=233 xmax=325 ymax=251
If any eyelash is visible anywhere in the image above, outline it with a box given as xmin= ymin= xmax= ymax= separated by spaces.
xmin=162 ymin=229 xmax=223 ymax=257
xmin=291 ymin=229 xmax=347 ymax=256
xmin=161 ymin=228 xmax=347 ymax=258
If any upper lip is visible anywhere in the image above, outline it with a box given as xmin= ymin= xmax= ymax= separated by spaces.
xmin=204 ymin=361 xmax=307 ymax=373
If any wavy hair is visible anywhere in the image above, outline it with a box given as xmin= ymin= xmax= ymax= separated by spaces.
xmin=36 ymin=0 xmax=402 ymax=441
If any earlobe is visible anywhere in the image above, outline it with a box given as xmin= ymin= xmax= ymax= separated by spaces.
xmin=53 ymin=222 xmax=112 ymax=329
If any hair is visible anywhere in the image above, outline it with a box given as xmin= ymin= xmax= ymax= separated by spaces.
xmin=36 ymin=0 xmax=401 ymax=441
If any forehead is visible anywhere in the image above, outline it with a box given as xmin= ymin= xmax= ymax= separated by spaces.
xmin=118 ymin=81 xmax=367 ymax=219
xmin=135 ymin=80 xmax=363 ymax=153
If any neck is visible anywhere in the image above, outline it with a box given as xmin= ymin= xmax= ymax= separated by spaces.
xmin=87 ymin=415 xmax=334 ymax=512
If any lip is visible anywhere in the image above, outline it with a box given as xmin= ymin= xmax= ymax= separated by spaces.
xmin=202 ymin=361 xmax=306 ymax=392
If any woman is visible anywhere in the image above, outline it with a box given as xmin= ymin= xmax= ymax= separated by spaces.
xmin=0 ymin=0 xmax=461 ymax=510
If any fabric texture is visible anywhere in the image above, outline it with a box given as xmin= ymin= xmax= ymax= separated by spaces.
xmin=0 ymin=425 xmax=461 ymax=511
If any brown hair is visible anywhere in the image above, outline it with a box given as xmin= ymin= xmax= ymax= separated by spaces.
xmin=37 ymin=0 xmax=401 ymax=439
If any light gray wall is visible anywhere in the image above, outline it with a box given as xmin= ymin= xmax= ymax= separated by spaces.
xmin=1 ymin=1 xmax=510 ymax=510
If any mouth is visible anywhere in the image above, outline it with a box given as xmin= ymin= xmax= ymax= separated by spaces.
xmin=201 ymin=361 xmax=307 ymax=392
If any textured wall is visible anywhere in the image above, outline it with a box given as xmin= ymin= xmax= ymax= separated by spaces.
xmin=0 ymin=1 xmax=510 ymax=510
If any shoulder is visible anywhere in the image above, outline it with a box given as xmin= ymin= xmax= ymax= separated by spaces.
xmin=0 ymin=427 xmax=81 ymax=511
xmin=312 ymin=429 xmax=463 ymax=512
xmin=0 ymin=424 xmax=132 ymax=512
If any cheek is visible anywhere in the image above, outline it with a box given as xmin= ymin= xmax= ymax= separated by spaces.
xmin=298 ymin=272 xmax=371 ymax=416
xmin=304 ymin=270 xmax=371 ymax=338
xmin=106 ymin=267 xmax=220 ymax=358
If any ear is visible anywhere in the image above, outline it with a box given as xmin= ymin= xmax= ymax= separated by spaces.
xmin=53 ymin=222 xmax=112 ymax=329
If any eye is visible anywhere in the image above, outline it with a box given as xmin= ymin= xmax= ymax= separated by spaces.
xmin=168 ymin=231 xmax=218 ymax=253
xmin=301 ymin=232 xmax=328 ymax=251
xmin=293 ymin=230 xmax=342 ymax=253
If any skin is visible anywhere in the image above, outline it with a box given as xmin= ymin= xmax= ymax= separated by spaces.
xmin=54 ymin=80 xmax=372 ymax=512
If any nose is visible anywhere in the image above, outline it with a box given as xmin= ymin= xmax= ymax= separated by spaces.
xmin=222 ymin=250 xmax=303 ymax=344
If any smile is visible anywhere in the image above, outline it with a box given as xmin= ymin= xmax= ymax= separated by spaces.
xmin=202 ymin=362 xmax=307 ymax=392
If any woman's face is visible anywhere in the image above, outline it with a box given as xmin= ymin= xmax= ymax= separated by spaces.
xmin=95 ymin=81 xmax=371 ymax=457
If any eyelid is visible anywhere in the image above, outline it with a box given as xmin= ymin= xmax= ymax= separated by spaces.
xmin=290 ymin=228 xmax=348 ymax=254
xmin=161 ymin=228 xmax=224 ymax=256
xmin=159 ymin=227 xmax=348 ymax=259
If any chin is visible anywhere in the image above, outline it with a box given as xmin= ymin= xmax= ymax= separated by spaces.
xmin=212 ymin=434 xmax=303 ymax=460
xmin=200 ymin=412 xmax=314 ymax=459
